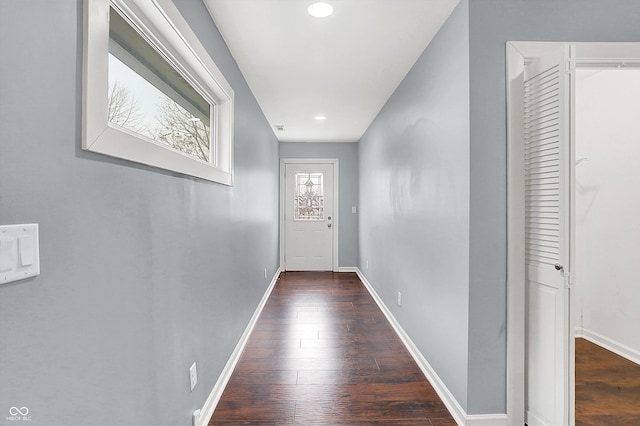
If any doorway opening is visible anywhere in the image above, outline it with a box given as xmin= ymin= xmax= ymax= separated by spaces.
xmin=506 ymin=42 xmax=640 ymax=426
xmin=573 ymin=67 xmax=640 ymax=425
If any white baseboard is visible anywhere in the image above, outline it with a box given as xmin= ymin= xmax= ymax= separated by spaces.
xmin=355 ymin=268 xmax=508 ymax=426
xmin=466 ymin=414 xmax=509 ymax=426
xmin=338 ymin=266 xmax=358 ymax=272
xmin=195 ymin=268 xmax=282 ymax=426
xmin=580 ymin=328 xmax=640 ymax=366
xmin=525 ymin=409 xmax=549 ymax=426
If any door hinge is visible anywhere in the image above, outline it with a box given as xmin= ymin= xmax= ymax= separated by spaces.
xmin=566 ymin=59 xmax=576 ymax=75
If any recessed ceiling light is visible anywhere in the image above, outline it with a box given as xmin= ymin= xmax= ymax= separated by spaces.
xmin=308 ymin=2 xmax=333 ymax=18
xmin=314 ymin=115 xmax=327 ymax=121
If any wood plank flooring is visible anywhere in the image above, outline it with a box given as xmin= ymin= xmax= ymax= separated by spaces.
xmin=209 ymin=271 xmax=456 ymax=425
xmin=576 ymin=337 xmax=640 ymax=425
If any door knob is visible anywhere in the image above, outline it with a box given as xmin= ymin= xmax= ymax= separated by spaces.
xmin=327 ymin=223 xmax=332 ymax=228
xmin=328 ymin=216 xmax=332 ymax=220
xmin=554 ymin=263 xmax=564 ymax=271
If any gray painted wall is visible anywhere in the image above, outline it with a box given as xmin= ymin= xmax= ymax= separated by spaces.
xmin=4 ymin=0 xmax=638 ymax=422
xmin=279 ymin=142 xmax=359 ymax=268
xmin=358 ymin=0 xmax=471 ymax=411
xmin=0 ymin=1 xmax=279 ymax=425
xmin=466 ymin=0 xmax=640 ymax=414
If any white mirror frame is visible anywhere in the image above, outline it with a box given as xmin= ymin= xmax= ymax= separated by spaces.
xmin=83 ymin=0 xmax=235 ymax=185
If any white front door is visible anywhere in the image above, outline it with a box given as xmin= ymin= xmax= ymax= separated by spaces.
xmin=523 ymin=47 xmax=573 ymax=426
xmin=284 ymin=162 xmax=334 ymax=271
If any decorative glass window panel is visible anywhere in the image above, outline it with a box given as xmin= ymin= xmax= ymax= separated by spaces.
xmin=294 ymin=173 xmax=324 ymax=220
xmin=108 ymin=7 xmax=212 ymax=163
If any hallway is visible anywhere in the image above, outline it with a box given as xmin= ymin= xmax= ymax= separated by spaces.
xmin=209 ymin=272 xmax=455 ymax=425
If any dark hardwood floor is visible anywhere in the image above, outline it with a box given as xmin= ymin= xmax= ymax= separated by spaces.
xmin=575 ymin=337 xmax=640 ymax=425
xmin=209 ymin=271 xmax=456 ymax=425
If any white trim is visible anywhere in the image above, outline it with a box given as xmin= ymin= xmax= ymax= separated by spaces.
xmin=567 ymin=44 xmax=578 ymax=426
xmin=466 ymin=414 xmax=509 ymax=426
xmin=195 ymin=268 xmax=281 ymax=426
xmin=355 ymin=268 xmax=507 ymax=426
xmin=580 ymin=329 xmax=640 ymax=366
xmin=279 ymin=162 xmax=285 ymax=271
xmin=337 ymin=267 xmax=358 ymax=272
xmin=526 ymin=410 xmax=551 ymax=426
xmin=83 ymin=0 xmax=234 ymax=185
xmin=279 ymin=158 xmax=339 ymax=272
xmin=505 ymin=41 xmax=526 ymax=426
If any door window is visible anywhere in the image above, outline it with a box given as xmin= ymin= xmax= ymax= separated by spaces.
xmin=294 ymin=172 xmax=324 ymax=220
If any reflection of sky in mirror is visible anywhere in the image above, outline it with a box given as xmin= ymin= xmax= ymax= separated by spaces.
xmin=108 ymin=53 xmax=168 ymax=134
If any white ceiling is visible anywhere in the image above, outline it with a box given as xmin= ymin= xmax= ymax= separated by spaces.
xmin=204 ymin=0 xmax=459 ymax=143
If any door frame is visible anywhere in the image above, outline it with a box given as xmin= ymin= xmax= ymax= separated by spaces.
xmin=279 ymin=158 xmax=339 ymax=272
xmin=506 ymin=41 xmax=640 ymax=426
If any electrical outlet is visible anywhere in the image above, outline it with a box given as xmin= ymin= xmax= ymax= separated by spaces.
xmin=264 ymin=267 xmax=267 ymax=279
xmin=397 ymin=291 xmax=402 ymax=306
xmin=189 ymin=362 xmax=197 ymax=391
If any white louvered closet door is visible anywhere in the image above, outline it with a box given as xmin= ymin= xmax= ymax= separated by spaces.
xmin=524 ymin=47 xmax=573 ymax=426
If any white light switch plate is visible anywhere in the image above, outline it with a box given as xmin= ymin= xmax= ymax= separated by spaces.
xmin=0 ymin=237 xmax=16 ymax=273
xmin=0 ymin=224 xmax=39 ymax=285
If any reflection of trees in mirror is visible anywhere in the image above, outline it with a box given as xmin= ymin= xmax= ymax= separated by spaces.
xmin=107 ymin=83 xmax=211 ymax=163
xmin=152 ymin=98 xmax=210 ymax=163
xmin=107 ymin=81 xmax=148 ymax=135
